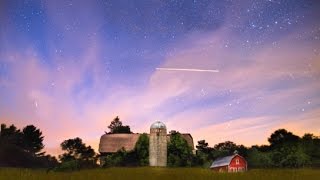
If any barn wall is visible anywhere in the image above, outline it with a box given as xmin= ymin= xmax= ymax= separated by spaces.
xmin=229 ymin=155 xmax=247 ymax=172
xmin=211 ymin=166 xmax=228 ymax=172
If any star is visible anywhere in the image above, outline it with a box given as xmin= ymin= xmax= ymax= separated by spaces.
xmin=34 ymin=101 xmax=38 ymax=108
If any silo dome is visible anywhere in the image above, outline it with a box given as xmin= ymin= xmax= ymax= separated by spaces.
xmin=150 ymin=121 xmax=166 ymax=129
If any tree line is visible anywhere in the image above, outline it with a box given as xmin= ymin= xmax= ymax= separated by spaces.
xmin=1 ymin=116 xmax=319 ymax=170
xmin=195 ymin=129 xmax=320 ymax=168
xmin=101 ymin=117 xmax=320 ymax=168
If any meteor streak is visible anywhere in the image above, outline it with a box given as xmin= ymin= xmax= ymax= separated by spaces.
xmin=156 ymin=67 xmax=219 ymax=73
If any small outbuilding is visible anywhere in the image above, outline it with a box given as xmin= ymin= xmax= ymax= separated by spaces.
xmin=210 ymin=153 xmax=247 ymax=172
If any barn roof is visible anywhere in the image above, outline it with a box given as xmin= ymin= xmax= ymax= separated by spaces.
xmin=210 ymin=154 xmax=246 ymax=168
xmin=99 ymin=133 xmax=194 ymax=153
xmin=99 ymin=133 xmax=140 ymax=153
xmin=210 ymin=155 xmax=235 ymax=168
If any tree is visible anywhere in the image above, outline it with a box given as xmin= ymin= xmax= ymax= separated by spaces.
xmin=247 ymin=147 xmax=273 ymax=168
xmin=195 ymin=140 xmax=213 ymax=167
xmin=101 ymin=148 xmax=129 ymax=167
xmin=60 ymin=137 xmax=84 ymax=162
xmin=134 ymin=133 xmax=149 ymax=166
xmin=301 ymin=134 xmax=320 ymax=167
xmin=212 ymin=141 xmax=238 ymax=158
xmin=266 ymin=129 xmax=310 ymax=168
xmin=214 ymin=141 xmax=237 ymax=152
xmin=0 ymin=123 xmax=55 ymax=168
xmin=108 ymin=116 xmax=122 ymax=132
xmin=22 ymin=125 xmax=44 ymax=155
xmin=1 ymin=124 xmax=44 ymax=155
xmin=167 ymin=131 xmax=193 ymax=167
xmin=107 ymin=116 xmax=132 ymax=134
xmin=196 ymin=140 xmax=210 ymax=153
xmin=0 ymin=124 xmax=22 ymax=146
xmin=271 ymin=143 xmax=310 ymax=168
xmin=59 ymin=137 xmax=97 ymax=169
xmin=101 ymin=134 xmax=149 ymax=167
xmin=268 ymin=129 xmax=300 ymax=148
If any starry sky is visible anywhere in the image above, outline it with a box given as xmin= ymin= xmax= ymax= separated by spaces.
xmin=0 ymin=0 xmax=320 ymax=156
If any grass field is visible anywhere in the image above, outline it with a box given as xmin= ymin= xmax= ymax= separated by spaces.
xmin=0 ymin=168 xmax=319 ymax=180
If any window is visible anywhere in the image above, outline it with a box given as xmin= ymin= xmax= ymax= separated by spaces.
xmin=236 ymin=158 xmax=239 ymax=165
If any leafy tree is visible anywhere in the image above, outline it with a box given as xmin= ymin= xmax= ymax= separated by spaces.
xmin=134 ymin=133 xmax=149 ymax=166
xmin=214 ymin=141 xmax=238 ymax=153
xmin=54 ymin=160 xmax=79 ymax=172
xmin=167 ymin=131 xmax=193 ymax=167
xmin=60 ymin=137 xmax=83 ymax=162
xmin=101 ymin=148 xmax=139 ymax=167
xmin=59 ymin=137 xmax=97 ymax=169
xmin=40 ymin=154 xmax=58 ymax=169
xmin=268 ymin=129 xmax=300 ymax=148
xmin=301 ymin=134 xmax=320 ymax=167
xmin=22 ymin=125 xmax=44 ymax=155
xmin=266 ymin=129 xmax=310 ymax=168
xmin=101 ymin=148 xmax=127 ymax=167
xmin=211 ymin=141 xmax=238 ymax=159
xmin=271 ymin=143 xmax=310 ymax=168
xmin=107 ymin=116 xmax=132 ymax=134
xmin=247 ymin=147 xmax=273 ymax=168
xmin=237 ymin=144 xmax=249 ymax=158
xmin=101 ymin=134 xmax=149 ymax=167
xmin=251 ymin=145 xmax=270 ymax=152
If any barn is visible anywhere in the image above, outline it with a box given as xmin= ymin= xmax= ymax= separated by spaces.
xmin=210 ymin=153 xmax=247 ymax=172
xmin=99 ymin=133 xmax=194 ymax=154
xmin=98 ymin=124 xmax=195 ymax=166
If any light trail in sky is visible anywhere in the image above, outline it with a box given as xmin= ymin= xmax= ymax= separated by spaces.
xmin=156 ymin=68 xmax=219 ymax=73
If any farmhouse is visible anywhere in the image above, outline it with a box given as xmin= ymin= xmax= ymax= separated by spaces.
xmin=210 ymin=152 xmax=247 ymax=172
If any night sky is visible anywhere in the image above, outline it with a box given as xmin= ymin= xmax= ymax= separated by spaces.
xmin=1 ymin=0 xmax=320 ymax=155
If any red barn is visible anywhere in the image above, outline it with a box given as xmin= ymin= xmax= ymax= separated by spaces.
xmin=210 ymin=153 xmax=247 ymax=172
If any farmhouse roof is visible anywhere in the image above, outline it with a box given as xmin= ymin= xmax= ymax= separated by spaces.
xmin=210 ymin=154 xmax=244 ymax=168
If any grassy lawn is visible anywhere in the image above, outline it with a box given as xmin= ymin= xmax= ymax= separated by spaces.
xmin=0 ymin=168 xmax=319 ymax=180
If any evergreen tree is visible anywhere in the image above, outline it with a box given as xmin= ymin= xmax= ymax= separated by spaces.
xmin=22 ymin=125 xmax=44 ymax=155
xmin=107 ymin=116 xmax=132 ymax=134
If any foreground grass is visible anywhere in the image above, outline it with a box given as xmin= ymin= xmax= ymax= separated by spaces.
xmin=0 ymin=168 xmax=319 ymax=180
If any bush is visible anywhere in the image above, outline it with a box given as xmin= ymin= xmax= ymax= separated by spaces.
xmin=54 ymin=160 xmax=79 ymax=172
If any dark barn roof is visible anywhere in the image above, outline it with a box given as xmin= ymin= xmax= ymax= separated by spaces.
xmin=99 ymin=133 xmax=194 ymax=153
